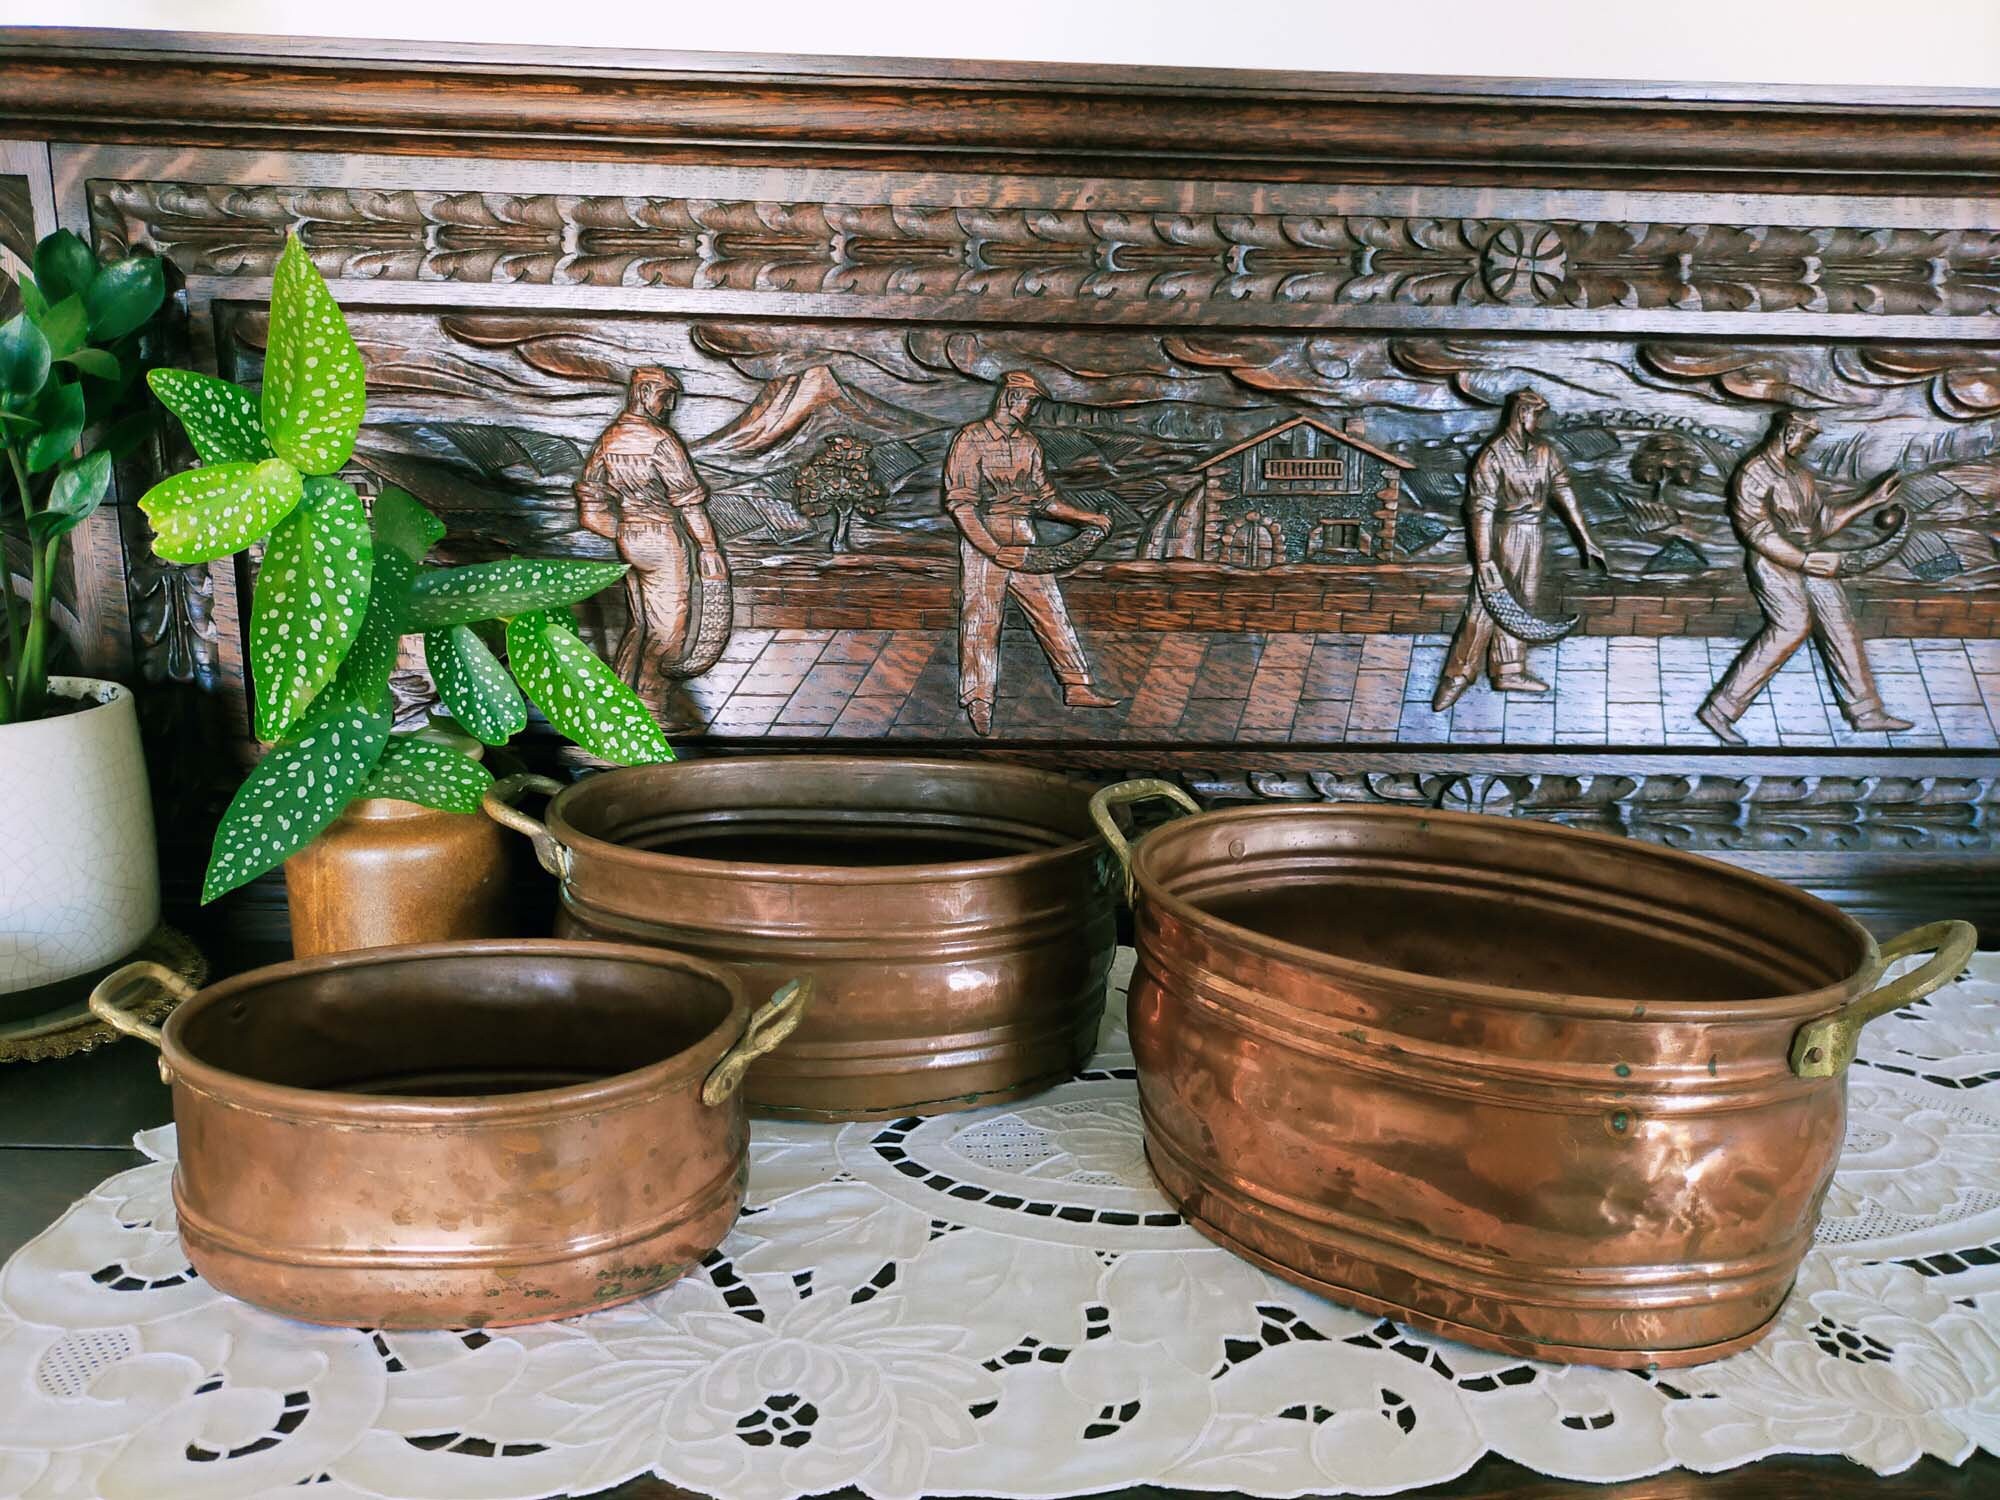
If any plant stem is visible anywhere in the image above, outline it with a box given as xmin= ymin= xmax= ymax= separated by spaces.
xmin=3 ymin=446 xmax=40 ymax=724
xmin=17 ymin=533 xmax=55 ymax=720
xmin=1 ymin=447 xmax=31 ymax=721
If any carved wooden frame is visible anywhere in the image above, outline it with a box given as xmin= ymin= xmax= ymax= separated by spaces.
xmin=3 ymin=30 xmax=1996 ymax=937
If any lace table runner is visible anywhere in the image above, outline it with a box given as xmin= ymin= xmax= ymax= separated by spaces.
xmin=5 ymin=950 xmax=1999 ymax=1500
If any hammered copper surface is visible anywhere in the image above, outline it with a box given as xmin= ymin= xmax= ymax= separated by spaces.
xmin=489 ymin=757 xmax=1117 ymax=1120
xmin=90 ymin=941 xmax=774 ymax=1329
xmin=1099 ymin=790 xmax=1976 ymax=1368
xmin=283 ymin=797 xmax=512 ymax=958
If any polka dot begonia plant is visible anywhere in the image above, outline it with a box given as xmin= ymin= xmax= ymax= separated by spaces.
xmin=141 ymin=235 xmax=673 ymax=903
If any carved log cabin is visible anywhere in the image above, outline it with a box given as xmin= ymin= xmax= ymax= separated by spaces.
xmin=1 ymin=31 xmax=1996 ymax=947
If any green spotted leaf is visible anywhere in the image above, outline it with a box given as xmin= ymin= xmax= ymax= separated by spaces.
xmin=148 ymin=369 xmax=275 ymax=464
xmin=405 ymin=557 xmax=629 ymax=630
xmin=249 ymin=474 xmax=373 ymax=742
xmin=139 ymin=457 xmax=304 ymax=563
xmin=373 ymin=485 xmax=445 ymax=563
xmin=425 ymin=624 xmax=528 ymax=746
xmin=261 ymin=237 xmax=365 ymax=475
xmin=507 ymin=608 xmax=672 ymax=765
xmin=202 ymin=704 xmax=391 ymax=902
xmin=323 ymin=545 xmax=414 ymax=717
xmin=361 ymin=735 xmax=492 ymax=813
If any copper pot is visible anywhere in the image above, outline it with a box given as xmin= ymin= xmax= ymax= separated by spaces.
xmin=283 ymin=796 xmax=512 ymax=958
xmin=485 ymin=757 xmax=1117 ymax=1120
xmin=88 ymin=940 xmax=810 ymax=1329
xmin=1091 ymin=780 xmax=1977 ymax=1369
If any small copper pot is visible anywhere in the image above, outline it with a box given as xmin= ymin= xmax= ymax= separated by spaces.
xmin=1092 ymin=780 xmax=1977 ymax=1369
xmin=486 ymin=757 xmax=1117 ymax=1120
xmin=89 ymin=940 xmax=809 ymax=1329
xmin=283 ymin=796 xmax=512 ymax=958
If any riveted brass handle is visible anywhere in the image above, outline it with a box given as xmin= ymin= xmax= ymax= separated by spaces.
xmin=482 ymin=773 xmax=573 ymax=880
xmin=1088 ymin=778 xmax=1203 ymax=905
xmin=704 ymin=977 xmax=814 ymax=1107
xmin=1791 ymin=920 xmax=1979 ymax=1078
xmin=88 ymin=961 xmax=200 ymax=1083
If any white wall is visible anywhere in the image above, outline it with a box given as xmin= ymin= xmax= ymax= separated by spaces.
xmin=3 ymin=0 xmax=1998 ymax=89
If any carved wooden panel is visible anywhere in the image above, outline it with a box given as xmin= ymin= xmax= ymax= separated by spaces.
xmin=10 ymin=46 xmax=1997 ymax=937
xmin=84 ymin=178 xmax=2000 ymax=322
xmin=186 ymin=304 xmax=2000 ymax=759
xmin=0 ymin=172 xmax=30 ymax=319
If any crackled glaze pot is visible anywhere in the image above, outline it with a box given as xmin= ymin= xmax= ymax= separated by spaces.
xmin=0 ymin=677 xmax=158 ymax=1014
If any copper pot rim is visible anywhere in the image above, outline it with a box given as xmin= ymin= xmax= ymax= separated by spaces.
xmin=1130 ymin=802 xmax=1882 ymax=1025
xmin=547 ymin=755 xmax=1107 ymax=885
xmin=160 ymin=939 xmax=750 ymax=1123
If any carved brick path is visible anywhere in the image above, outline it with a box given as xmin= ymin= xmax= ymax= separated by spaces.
xmin=675 ymin=628 xmax=2000 ymax=750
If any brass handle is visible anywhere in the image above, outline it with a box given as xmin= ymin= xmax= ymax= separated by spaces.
xmin=482 ymin=773 xmax=572 ymax=880
xmin=703 ymin=977 xmax=814 ymax=1107
xmin=1791 ymin=920 xmax=1979 ymax=1078
xmin=1088 ymin=778 xmax=1203 ymax=905
xmin=88 ymin=961 xmax=199 ymax=1083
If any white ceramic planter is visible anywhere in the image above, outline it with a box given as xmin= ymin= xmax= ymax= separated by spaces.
xmin=0 ymin=677 xmax=160 ymax=995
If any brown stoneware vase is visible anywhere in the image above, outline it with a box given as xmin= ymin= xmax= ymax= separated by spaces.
xmin=1091 ymin=779 xmax=1978 ymax=1370
xmin=486 ymin=756 xmax=1118 ymax=1120
xmin=284 ymin=797 xmax=511 ymax=958
xmin=88 ymin=939 xmax=810 ymax=1329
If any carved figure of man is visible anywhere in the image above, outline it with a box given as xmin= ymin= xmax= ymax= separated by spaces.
xmin=943 ymin=370 xmax=1118 ymax=736
xmin=575 ymin=366 xmax=731 ymax=699
xmin=1698 ymin=410 xmax=1911 ymax=744
xmin=1433 ymin=389 xmax=1607 ymax=711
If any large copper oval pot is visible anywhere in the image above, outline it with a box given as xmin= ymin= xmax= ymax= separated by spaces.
xmin=485 ymin=757 xmax=1118 ymax=1120
xmin=1090 ymin=780 xmax=1977 ymax=1369
xmin=88 ymin=940 xmax=809 ymax=1329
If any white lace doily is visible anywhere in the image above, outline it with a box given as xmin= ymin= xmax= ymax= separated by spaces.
xmin=5 ymin=949 xmax=2000 ymax=1500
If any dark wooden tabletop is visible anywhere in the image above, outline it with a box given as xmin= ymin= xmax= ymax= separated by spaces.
xmin=1 ymin=1039 xmax=1990 ymax=1500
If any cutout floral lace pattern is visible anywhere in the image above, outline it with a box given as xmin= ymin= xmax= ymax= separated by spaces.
xmin=2 ymin=953 xmax=1998 ymax=1499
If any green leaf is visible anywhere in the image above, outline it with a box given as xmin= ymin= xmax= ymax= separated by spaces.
xmin=60 ymin=347 xmax=122 ymax=382
xmin=261 ymin=237 xmax=365 ymax=475
xmin=25 ymin=380 xmax=84 ymax=473
xmin=37 ymin=295 xmax=88 ymax=360
xmin=404 ymin=557 xmax=628 ymax=629
xmin=425 ymin=624 xmax=527 ymax=746
xmin=323 ymin=545 xmax=414 ymax=716
xmin=507 ymin=608 xmax=673 ymax=765
xmin=361 ymin=735 xmax=492 ymax=813
xmin=248 ymin=474 xmax=373 ymax=742
xmin=147 ymin=369 xmax=274 ymax=464
xmin=83 ymin=254 xmax=164 ymax=343
xmin=0 ymin=313 xmax=51 ymax=404
xmin=14 ymin=271 xmax=47 ymax=321
xmin=33 ymin=230 xmax=97 ymax=305
xmin=139 ymin=456 xmax=304 ymax=564
xmin=202 ymin=704 xmax=391 ymax=902
xmin=97 ymin=407 xmax=157 ymax=461
xmin=372 ymin=485 xmax=445 ymax=563
xmin=29 ymin=451 xmax=113 ymax=545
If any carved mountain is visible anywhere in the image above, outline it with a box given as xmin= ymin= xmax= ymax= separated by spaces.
xmin=694 ymin=365 xmax=942 ymax=470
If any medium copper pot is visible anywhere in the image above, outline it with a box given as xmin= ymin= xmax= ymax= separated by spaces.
xmin=485 ymin=757 xmax=1117 ymax=1120
xmin=1091 ymin=780 xmax=1977 ymax=1369
xmin=88 ymin=940 xmax=809 ymax=1329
